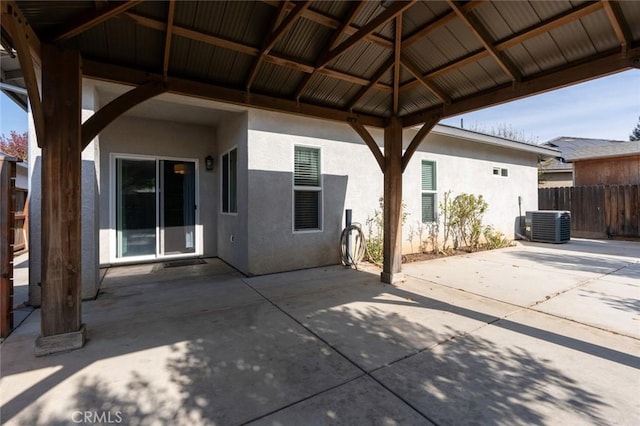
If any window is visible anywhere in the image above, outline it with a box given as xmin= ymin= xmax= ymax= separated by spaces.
xmin=294 ymin=146 xmax=322 ymax=231
xmin=421 ymin=160 xmax=437 ymax=223
xmin=221 ymin=148 xmax=237 ymax=213
xmin=493 ymin=167 xmax=508 ymax=177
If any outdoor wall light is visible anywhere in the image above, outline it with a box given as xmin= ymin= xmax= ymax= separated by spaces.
xmin=205 ymin=155 xmax=214 ymax=171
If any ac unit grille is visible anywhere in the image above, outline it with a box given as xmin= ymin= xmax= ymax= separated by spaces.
xmin=526 ymin=211 xmax=571 ymax=243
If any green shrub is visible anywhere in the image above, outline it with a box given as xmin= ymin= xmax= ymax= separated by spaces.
xmin=483 ymin=226 xmax=514 ymax=249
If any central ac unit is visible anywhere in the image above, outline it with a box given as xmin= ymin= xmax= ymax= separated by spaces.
xmin=525 ymin=210 xmax=571 ymax=243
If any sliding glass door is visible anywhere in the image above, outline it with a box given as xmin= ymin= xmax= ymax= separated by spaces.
xmin=115 ymin=156 xmax=197 ymax=260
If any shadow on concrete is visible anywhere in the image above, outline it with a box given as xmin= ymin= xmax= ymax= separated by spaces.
xmin=2 ymin=260 xmax=631 ymax=425
xmin=508 ymin=249 xmax=638 ymax=279
xmin=578 ymin=287 xmax=640 ymax=314
xmin=518 ymin=239 xmax=640 ymax=261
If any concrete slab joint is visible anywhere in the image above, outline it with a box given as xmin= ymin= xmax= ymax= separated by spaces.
xmin=34 ymin=323 xmax=87 ymax=356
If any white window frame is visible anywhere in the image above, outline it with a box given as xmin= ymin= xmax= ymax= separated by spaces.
xmin=109 ymin=153 xmax=201 ymax=264
xmin=220 ymin=147 xmax=238 ymax=215
xmin=421 ymin=160 xmax=437 ymax=224
xmin=292 ymin=144 xmax=323 ymax=233
xmin=493 ymin=166 xmax=509 ymax=177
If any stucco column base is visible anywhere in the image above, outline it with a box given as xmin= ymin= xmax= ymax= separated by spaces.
xmin=35 ymin=324 xmax=86 ymax=357
xmin=381 ymin=271 xmax=405 ymax=284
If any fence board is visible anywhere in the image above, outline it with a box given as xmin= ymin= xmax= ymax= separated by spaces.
xmin=539 ymin=185 xmax=640 ymax=238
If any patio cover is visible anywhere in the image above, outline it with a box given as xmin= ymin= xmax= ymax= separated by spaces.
xmin=1 ymin=0 xmax=638 ymax=353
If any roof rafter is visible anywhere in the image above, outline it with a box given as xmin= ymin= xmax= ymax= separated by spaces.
xmin=52 ymin=0 xmax=142 ymax=42
xmin=400 ymin=55 xmax=451 ymax=104
xmin=402 ymin=0 xmax=483 ymax=48
xmin=347 ymin=56 xmax=394 ymax=111
xmin=261 ymin=0 xmax=394 ymax=49
xmin=246 ymin=1 xmax=311 ymax=92
xmin=120 ymin=11 xmax=393 ymax=93
xmin=162 ymin=0 xmax=175 ymax=79
xmin=392 ymin=15 xmax=402 ymax=115
xmin=602 ymin=0 xmax=632 ymax=50
xmin=447 ymin=0 xmax=521 ymax=82
xmin=400 ymin=1 xmax=603 ymax=92
xmin=317 ymin=1 xmax=416 ymax=70
xmin=402 ymin=45 xmax=640 ymax=127
xmin=294 ymin=1 xmax=366 ymax=101
xmin=82 ymin=59 xmax=387 ymax=128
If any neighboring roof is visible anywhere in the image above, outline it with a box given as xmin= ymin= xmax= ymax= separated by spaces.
xmin=3 ymin=1 xmax=639 ymax=128
xmin=540 ymin=161 xmax=573 ymax=173
xmin=566 ymin=141 xmax=640 ymax=162
xmin=433 ymin=124 xmax=560 ymax=157
xmin=541 ymin=136 xmax=631 ymax=160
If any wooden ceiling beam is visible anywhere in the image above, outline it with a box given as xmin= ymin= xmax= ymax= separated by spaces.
xmin=400 ymin=55 xmax=451 ymax=104
xmin=447 ymin=0 xmax=521 ymax=82
xmin=246 ymin=1 xmax=310 ymax=91
xmin=392 ymin=15 xmax=402 ymax=115
xmin=400 ymin=1 xmax=603 ymax=92
xmin=401 ymin=45 xmax=640 ymax=127
xmin=402 ymin=0 xmax=483 ymax=48
xmin=162 ymin=0 xmax=175 ymax=79
xmin=53 ymin=0 xmax=142 ymax=42
xmin=295 ymin=1 xmax=366 ymax=101
xmin=120 ymin=11 xmax=392 ymax=93
xmin=261 ymin=0 xmax=394 ymax=49
xmin=317 ymin=1 xmax=416 ymax=70
xmin=82 ymin=60 xmax=387 ymax=128
xmin=347 ymin=56 xmax=394 ymax=110
xmin=602 ymin=1 xmax=632 ymax=50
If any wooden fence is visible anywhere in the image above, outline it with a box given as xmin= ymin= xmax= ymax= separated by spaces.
xmin=1 ymin=158 xmax=16 ymax=337
xmin=539 ymin=185 xmax=640 ymax=238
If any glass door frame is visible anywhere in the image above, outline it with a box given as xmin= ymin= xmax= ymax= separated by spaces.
xmin=109 ymin=153 xmax=201 ymax=263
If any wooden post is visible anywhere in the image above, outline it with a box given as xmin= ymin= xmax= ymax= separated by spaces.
xmin=381 ymin=117 xmax=404 ymax=284
xmin=35 ymin=44 xmax=85 ymax=356
xmin=1 ymin=158 xmax=16 ymax=338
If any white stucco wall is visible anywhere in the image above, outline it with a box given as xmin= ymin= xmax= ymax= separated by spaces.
xmin=98 ymin=115 xmax=218 ymax=265
xmin=215 ymin=112 xmax=249 ymax=273
xmin=244 ymin=110 xmax=540 ymax=275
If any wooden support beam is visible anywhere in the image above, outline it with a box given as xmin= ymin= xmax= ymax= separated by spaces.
xmin=36 ymin=44 xmax=86 ymax=355
xmin=81 ymin=81 xmax=168 ymax=149
xmin=348 ymin=119 xmax=384 ymax=172
xmin=381 ymin=117 xmax=404 ymax=284
xmin=317 ymin=1 xmax=415 ymax=70
xmin=162 ymin=0 xmax=175 ymax=79
xmin=1 ymin=1 xmax=42 ymax=63
xmin=602 ymin=1 xmax=632 ymax=50
xmin=83 ymin=60 xmax=387 ymax=128
xmin=447 ymin=0 xmax=521 ymax=82
xmin=3 ymin=12 xmax=45 ymax=147
xmin=402 ymin=117 xmax=439 ymax=172
xmin=401 ymin=45 xmax=640 ymax=127
xmin=53 ymin=0 xmax=143 ymax=42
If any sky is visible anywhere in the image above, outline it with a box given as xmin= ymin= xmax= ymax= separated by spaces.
xmin=0 ymin=69 xmax=638 ymax=143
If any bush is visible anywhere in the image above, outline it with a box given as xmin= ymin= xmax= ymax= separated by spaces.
xmin=483 ymin=226 xmax=514 ymax=249
xmin=450 ymin=193 xmax=488 ymax=251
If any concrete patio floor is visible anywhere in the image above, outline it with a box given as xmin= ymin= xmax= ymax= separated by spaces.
xmin=1 ymin=239 xmax=639 ymax=425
